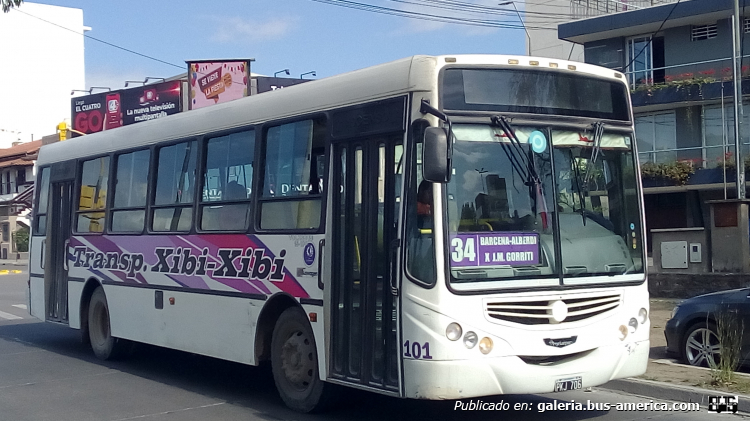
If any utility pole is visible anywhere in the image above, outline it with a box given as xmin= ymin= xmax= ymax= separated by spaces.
xmin=733 ymin=0 xmax=746 ymax=199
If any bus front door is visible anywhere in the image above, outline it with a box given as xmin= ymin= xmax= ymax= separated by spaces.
xmin=330 ymin=136 xmax=403 ymax=394
xmin=45 ymin=180 xmax=73 ymax=323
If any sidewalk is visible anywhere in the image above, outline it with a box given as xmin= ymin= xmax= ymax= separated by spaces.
xmin=0 ymin=259 xmax=27 ymax=267
xmin=597 ymin=297 xmax=750 ymax=412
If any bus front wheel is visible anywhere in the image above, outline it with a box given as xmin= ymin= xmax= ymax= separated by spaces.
xmin=88 ymin=286 xmax=130 ymax=360
xmin=271 ymin=307 xmax=333 ymax=412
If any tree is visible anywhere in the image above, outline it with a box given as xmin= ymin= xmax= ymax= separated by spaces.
xmin=2 ymin=0 xmax=22 ymax=13
xmin=13 ymin=226 xmax=28 ymax=253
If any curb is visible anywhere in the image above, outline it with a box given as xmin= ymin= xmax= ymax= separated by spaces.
xmin=598 ymin=377 xmax=750 ymax=413
xmin=0 ymin=260 xmax=27 ymax=267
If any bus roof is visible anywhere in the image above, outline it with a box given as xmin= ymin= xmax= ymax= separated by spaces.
xmin=38 ymin=54 xmax=625 ymax=166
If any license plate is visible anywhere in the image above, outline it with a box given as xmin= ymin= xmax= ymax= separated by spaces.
xmin=554 ymin=376 xmax=582 ymax=392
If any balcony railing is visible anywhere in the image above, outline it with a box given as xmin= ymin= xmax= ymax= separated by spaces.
xmin=571 ymin=0 xmax=678 ymax=19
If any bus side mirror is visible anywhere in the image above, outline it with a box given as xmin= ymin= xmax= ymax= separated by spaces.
xmin=423 ymin=127 xmax=452 ymax=183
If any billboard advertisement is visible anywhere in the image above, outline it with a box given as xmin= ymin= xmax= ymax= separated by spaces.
xmin=70 ymin=81 xmax=183 ymax=137
xmin=188 ymin=60 xmax=251 ymax=110
xmin=256 ymin=76 xmax=310 ymax=94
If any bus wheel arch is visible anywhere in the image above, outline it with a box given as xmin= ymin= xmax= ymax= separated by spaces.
xmin=255 ymin=293 xmax=298 ymax=363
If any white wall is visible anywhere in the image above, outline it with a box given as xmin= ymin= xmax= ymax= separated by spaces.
xmin=0 ymin=3 xmax=85 ymax=148
xmin=526 ymin=0 xmax=585 ymax=61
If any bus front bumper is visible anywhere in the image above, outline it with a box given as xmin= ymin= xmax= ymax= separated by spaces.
xmin=403 ymin=338 xmax=649 ymax=399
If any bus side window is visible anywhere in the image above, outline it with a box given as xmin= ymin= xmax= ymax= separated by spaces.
xmin=200 ymin=129 xmax=254 ymax=232
xmin=75 ymin=156 xmax=110 ymax=234
xmin=111 ymin=149 xmax=150 ymax=233
xmin=152 ymin=140 xmax=197 ymax=232
xmin=259 ymin=119 xmax=325 ymax=230
xmin=34 ymin=166 xmax=50 ymax=236
xmin=405 ymin=137 xmax=436 ymax=286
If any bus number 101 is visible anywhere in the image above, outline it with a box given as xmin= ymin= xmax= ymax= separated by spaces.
xmin=403 ymin=340 xmax=433 ymax=360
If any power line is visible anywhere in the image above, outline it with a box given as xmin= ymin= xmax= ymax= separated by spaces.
xmin=311 ymin=0 xmax=558 ymax=30
xmin=11 ymin=7 xmax=184 ymax=70
xmin=622 ymin=0 xmax=681 ymax=72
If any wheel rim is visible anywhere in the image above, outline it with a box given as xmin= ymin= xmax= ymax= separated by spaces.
xmin=280 ymin=330 xmax=315 ymax=391
xmin=685 ymin=327 xmax=720 ymax=367
xmin=91 ymin=301 xmax=110 ymax=347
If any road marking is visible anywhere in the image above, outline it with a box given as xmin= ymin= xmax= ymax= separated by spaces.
xmin=12 ymin=304 xmax=27 ymax=310
xmin=0 ymin=310 xmax=22 ymax=320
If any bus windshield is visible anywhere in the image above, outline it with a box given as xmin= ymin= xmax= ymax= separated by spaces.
xmin=447 ymin=123 xmax=643 ymax=285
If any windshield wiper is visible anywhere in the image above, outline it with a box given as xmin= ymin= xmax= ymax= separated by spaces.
xmin=578 ymin=122 xmax=605 ymax=227
xmin=490 ymin=116 xmax=540 ymax=186
xmin=582 ymin=121 xmax=605 ymax=189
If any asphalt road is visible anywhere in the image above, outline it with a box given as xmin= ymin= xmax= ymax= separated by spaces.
xmin=0 ymin=272 xmax=744 ymax=421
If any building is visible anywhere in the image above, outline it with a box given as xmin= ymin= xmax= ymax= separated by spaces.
xmin=559 ymin=0 xmax=750 ymax=270
xmin=526 ymin=0 xmax=677 ymax=60
xmin=0 ymin=3 xmax=86 ymax=148
xmin=0 ymin=140 xmax=42 ymax=260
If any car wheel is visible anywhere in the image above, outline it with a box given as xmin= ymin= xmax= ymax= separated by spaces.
xmin=681 ymin=322 xmax=720 ymax=367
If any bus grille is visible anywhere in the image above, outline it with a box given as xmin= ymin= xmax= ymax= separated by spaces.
xmin=484 ymin=292 xmax=621 ymax=325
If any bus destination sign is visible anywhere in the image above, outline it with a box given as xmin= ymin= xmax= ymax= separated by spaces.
xmin=450 ymin=232 xmax=540 ymax=267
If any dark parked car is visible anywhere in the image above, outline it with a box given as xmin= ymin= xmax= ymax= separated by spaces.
xmin=665 ymin=288 xmax=750 ymax=367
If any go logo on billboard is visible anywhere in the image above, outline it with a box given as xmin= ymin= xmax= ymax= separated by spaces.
xmin=74 ymin=102 xmax=103 ymax=133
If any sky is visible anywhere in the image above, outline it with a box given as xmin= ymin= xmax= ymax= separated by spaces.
xmin=22 ymin=0 xmax=530 ymax=89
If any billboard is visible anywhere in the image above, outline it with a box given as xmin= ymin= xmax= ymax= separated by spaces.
xmin=188 ymin=60 xmax=251 ymax=110
xmin=256 ymin=76 xmax=310 ymax=94
xmin=70 ymin=80 xmax=183 ymax=137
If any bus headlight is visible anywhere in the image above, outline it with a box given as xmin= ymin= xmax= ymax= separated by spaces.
xmin=479 ymin=337 xmax=494 ymax=354
xmin=638 ymin=308 xmax=648 ymax=324
xmin=446 ymin=323 xmax=463 ymax=341
xmin=464 ymin=331 xmax=478 ymax=349
xmin=628 ymin=318 xmax=638 ymax=333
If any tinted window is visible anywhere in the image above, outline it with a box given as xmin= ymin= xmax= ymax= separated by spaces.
xmin=260 ymin=119 xmax=325 ymax=230
xmin=200 ymin=130 xmax=254 ymax=231
xmin=152 ymin=141 xmax=197 ymax=232
xmin=76 ymin=156 xmax=109 ymax=233
xmin=442 ymin=68 xmax=630 ymax=121
xmin=112 ymin=149 xmax=150 ymax=233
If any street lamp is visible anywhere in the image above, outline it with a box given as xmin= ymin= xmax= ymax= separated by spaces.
xmin=499 ymin=1 xmax=531 ymax=56
xmin=300 ymin=71 xmax=316 ymax=79
xmin=274 ymin=69 xmax=290 ymax=77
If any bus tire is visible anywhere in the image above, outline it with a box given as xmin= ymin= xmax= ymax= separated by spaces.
xmin=271 ymin=307 xmax=333 ymax=412
xmin=88 ymin=286 xmax=130 ymax=360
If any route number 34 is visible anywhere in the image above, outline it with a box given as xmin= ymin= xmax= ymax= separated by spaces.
xmin=451 ymin=237 xmax=476 ymax=263
xmin=403 ymin=340 xmax=433 ymax=359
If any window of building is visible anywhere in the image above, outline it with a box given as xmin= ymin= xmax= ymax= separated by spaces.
xmin=691 ymin=24 xmax=718 ymax=41
xmin=635 ymin=112 xmax=676 ymax=164
xmin=259 ymin=119 xmax=325 ymax=230
xmin=16 ymin=169 xmax=25 ymax=187
xmin=152 ymin=140 xmax=197 ymax=232
xmin=111 ymin=149 xmax=150 ymax=233
xmin=76 ymin=156 xmax=109 ymax=233
xmin=200 ymin=130 xmax=254 ymax=231
xmin=626 ymin=36 xmax=653 ymax=87
xmin=703 ymin=104 xmax=750 ymax=167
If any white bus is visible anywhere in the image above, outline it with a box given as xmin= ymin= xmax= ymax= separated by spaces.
xmin=29 ymin=55 xmax=648 ymax=412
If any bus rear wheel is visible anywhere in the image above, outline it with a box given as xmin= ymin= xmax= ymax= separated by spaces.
xmin=88 ymin=286 xmax=130 ymax=360
xmin=271 ymin=307 xmax=333 ymax=412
